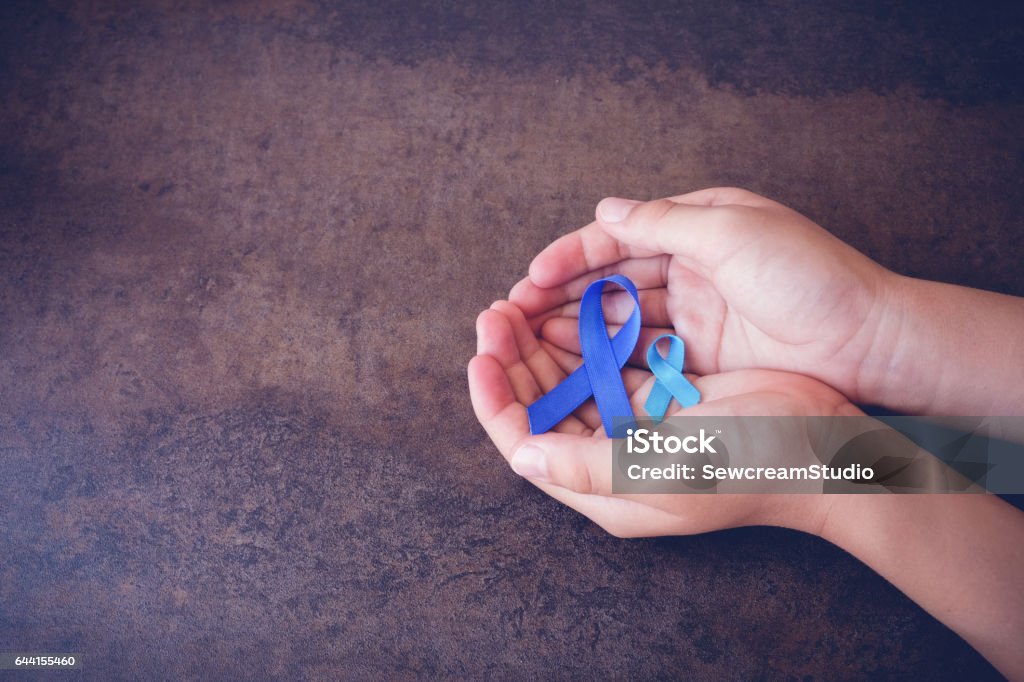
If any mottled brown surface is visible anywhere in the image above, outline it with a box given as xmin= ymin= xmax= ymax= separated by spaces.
xmin=1 ymin=1 xmax=1021 ymax=679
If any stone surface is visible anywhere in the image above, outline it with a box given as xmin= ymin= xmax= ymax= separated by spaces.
xmin=1 ymin=1 xmax=1020 ymax=679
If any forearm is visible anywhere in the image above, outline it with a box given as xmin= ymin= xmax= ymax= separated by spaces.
xmin=821 ymin=493 xmax=1024 ymax=680
xmin=865 ymin=274 xmax=1024 ymax=415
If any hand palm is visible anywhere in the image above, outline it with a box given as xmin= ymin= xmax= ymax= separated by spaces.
xmin=511 ymin=192 xmax=889 ymax=401
xmin=469 ymin=300 xmax=855 ymax=538
xmin=662 ymin=226 xmax=881 ymax=387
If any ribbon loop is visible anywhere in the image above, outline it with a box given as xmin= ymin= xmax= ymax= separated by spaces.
xmin=644 ymin=334 xmax=701 ymax=423
xmin=527 ymin=275 xmax=640 ymax=437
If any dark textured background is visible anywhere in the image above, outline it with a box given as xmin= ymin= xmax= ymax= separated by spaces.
xmin=1 ymin=1 xmax=1021 ymax=679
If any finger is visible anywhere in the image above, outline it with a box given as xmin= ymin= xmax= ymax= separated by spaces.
xmin=541 ymin=317 xmax=677 ymax=369
xmin=489 ymin=301 xmax=565 ymax=394
xmin=525 ymin=188 xmax=773 ymax=291
xmin=509 ymin=255 xmax=670 ymax=317
xmin=521 ymin=301 xmax=569 ymax=335
xmin=666 ymin=186 xmax=775 ymax=208
xmin=492 ymin=301 xmax=592 ymax=435
xmin=527 ymin=219 xmax=664 ymax=290
xmin=681 ymin=369 xmax=850 ymax=417
xmin=528 ymin=483 xmax=691 ymax=538
xmin=510 ymin=433 xmax=616 ymax=497
xmin=481 ymin=304 xmax=591 ymax=435
xmin=508 ymin=433 xmax=686 ymax=519
xmin=596 ymin=198 xmax=766 ymax=277
xmin=467 ymin=354 xmax=532 ymax=459
xmin=476 ymin=308 xmax=541 ymax=406
xmin=518 ymin=286 xmax=669 ymax=336
xmin=650 ymin=370 xmax=787 ymax=419
xmin=546 ymin=288 xmax=672 ymax=328
xmin=538 ymin=339 xmax=581 ymax=374
xmin=689 ymin=369 xmax=819 ymax=405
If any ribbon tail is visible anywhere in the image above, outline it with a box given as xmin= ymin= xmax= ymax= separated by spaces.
xmin=644 ymin=382 xmax=673 ymax=425
xmin=527 ymin=364 xmax=593 ymax=435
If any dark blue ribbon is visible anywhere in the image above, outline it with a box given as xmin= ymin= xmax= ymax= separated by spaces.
xmin=644 ymin=334 xmax=701 ymax=422
xmin=527 ymin=275 xmax=640 ymax=438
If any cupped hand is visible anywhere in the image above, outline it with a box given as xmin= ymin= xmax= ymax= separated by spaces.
xmin=468 ymin=299 xmax=860 ymax=539
xmin=509 ymin=188 xmax=900 ymax=405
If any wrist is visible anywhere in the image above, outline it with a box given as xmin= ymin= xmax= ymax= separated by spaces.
xmin=856 ymin=272 xmax=1024 ymax=415
xmin=854 ymin=272 xmax=938 ymax=411
xmin=816 ymin=492 xmax=1024 ymax=680
xmin=756 ymin=493 xmax=834 ymax=537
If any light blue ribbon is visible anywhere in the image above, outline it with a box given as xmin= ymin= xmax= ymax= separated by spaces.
xmin=644 ymin=334 xmax=701 ymax=422
xmin=527 ymin=275 xmax=640 ymax=438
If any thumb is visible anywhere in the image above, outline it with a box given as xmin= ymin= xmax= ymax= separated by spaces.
xmin=596 ymin=196 xmax=755 ymax=270
xmin=509 ymin=433 xmax=614 ymax=496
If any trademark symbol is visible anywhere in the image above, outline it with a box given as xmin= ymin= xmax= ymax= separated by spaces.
xmin=716 ymin=430 xmax=722 ymax=434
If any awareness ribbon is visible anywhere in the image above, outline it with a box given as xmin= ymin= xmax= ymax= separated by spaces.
xmin=527 ymin=275 xmax=640 ymax=438
xmin=644 ymin=334 xmax=701 ymax=422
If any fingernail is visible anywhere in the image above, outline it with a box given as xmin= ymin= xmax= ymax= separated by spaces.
xmin=508 ymin=277 xmax=529 ymax=300
xmin=597 ymin=197 xmax=640 ymax=224
xmin=511 ymin=444 xmax=549 ymax=482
